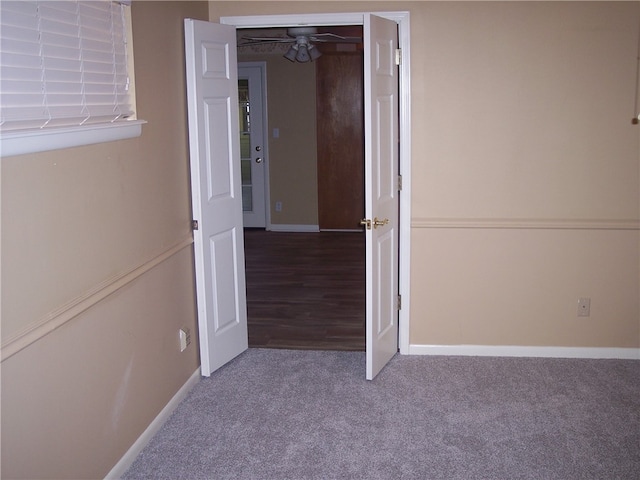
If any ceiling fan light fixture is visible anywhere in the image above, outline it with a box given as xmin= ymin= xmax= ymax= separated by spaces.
xmin=295 ymin=44 xmax=310 ymax=63
xmin=283 ymin=45 xmax=298 ymax=62
xmin=309 ymin=45 xmax=322 ymax=61
xmin=281 ymin=34 xmax=323 ymax=63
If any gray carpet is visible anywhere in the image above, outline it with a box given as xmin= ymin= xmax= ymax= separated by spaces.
xmin=122 ymin=349 xmax=640 ymax=479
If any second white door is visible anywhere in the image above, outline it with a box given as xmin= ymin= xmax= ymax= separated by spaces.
xmin=238 ymin=63 xmax=268 ymax=228
xmin=364 ymin=14 xmax=400 ymax=380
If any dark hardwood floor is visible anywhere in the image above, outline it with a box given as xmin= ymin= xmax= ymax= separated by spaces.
xmin=243 ymin=229 xmax=365 ymax=351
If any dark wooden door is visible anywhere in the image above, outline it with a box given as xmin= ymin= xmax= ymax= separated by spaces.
xmin=316 ymin=52 xmax=364 ymax=230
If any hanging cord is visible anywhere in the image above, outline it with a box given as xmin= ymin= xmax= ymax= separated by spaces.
xmin=633 ymin=12 xmax=640 ymax=124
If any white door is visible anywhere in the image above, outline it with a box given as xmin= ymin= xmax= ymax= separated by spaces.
xmin=238 ymin=63 xmax=268 ymax=228
xmin=184 ymin=19 xmax=248 ymax=376
xmin=364 ymin=14 xmax=399 ymax=380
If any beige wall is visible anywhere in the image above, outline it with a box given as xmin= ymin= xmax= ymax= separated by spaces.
xmin=238 ymin=52 xmax=319 ymax=226
xmin=1 ymin=1 xmax=638 ymax=478
xmin=1 ymin=2 xmax=208 ymax=478
xmin=411 ymin=1 xmax=639 ymax=348
xmin=213 ymin=1 xmax=640 ymax=348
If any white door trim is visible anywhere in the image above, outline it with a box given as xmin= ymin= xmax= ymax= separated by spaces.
xmin=221 ymin=12 xmax=412 ymax=355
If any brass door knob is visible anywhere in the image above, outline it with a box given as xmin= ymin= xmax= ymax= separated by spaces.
xmin=373 ymin=217 xmax=389 ymax=228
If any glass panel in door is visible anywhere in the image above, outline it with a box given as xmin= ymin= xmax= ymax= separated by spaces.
xmin=238 ymin=79 xmax=253 ymax=212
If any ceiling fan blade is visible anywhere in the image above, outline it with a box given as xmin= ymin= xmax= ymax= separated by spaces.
xmin=309 ymin=33 xmax=362 ymax=43
xmin=241 ymin=36 xmax=293 ymax=43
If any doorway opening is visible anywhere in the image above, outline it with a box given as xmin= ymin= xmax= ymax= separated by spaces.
xmin=223 ymin=11 xmax=411 ymax=360
xmin=236 ymin=24 xmax=367 ymax=350
xmin=184 ymin=12 xmax=410 ymax=380
xmin=185 ymin=12 xmax=411 ymax=378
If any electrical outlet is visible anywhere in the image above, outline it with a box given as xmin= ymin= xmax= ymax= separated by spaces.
xmin=275 ymin=201 xmax=282 ymax=212
xmin=577 ymin=298 xmax=591 ymax=317
xmin=179 ymin=327 xmax=191 ymax=352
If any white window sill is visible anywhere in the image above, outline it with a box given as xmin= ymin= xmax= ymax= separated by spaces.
xmin=0 ymin=120 xmax=146 ymax=158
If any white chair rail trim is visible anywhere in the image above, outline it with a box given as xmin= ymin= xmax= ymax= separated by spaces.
xmin=412 ymin=217 xmax=640 ymax=230
xmin=1 ymin=235 xmax=192 ymax=362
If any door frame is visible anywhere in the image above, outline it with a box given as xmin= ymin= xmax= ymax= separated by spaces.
xmin=221 ymin=11 xmax=412 ymax=355
xmin=238 ymin=61 xmax=271 ymax=229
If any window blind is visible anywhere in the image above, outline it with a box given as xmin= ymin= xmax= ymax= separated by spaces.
xmin=0 ymin=0 xmax=134 ymax=133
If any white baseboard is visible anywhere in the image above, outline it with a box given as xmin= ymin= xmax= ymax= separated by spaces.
xmin=268 ymin=224 xmax=319 ymax=233
xmin=105 ymin=368 xmax=201 ymax=479
xmin=408 ymin=344 xmax=640 ymax=360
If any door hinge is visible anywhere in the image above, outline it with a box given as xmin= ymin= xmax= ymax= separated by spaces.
xmin=397 ymin=294 xmax=402 ymax=310
xmin=398 ymin=175 xmax=403 ymax=192
xmin=191 ymin=219 xmax=199 ymax=230
xmin=395 ymin=48 xmax=402 ymax=66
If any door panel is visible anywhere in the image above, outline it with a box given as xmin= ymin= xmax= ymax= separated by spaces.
xmin=364 ymin=14 xmax=399 ymax=380
xmin=316 ymin=52 xmax=364 ymax=230
xmin=184 ymin=19 xmax=248 ymax=377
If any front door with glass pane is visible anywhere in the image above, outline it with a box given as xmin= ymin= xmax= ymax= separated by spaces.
xmin=238 ymin=63 xmax=267 ymax=228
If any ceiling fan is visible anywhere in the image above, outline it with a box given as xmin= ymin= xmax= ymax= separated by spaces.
xmin=239 ymin=27 xmax=362 ymax=63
